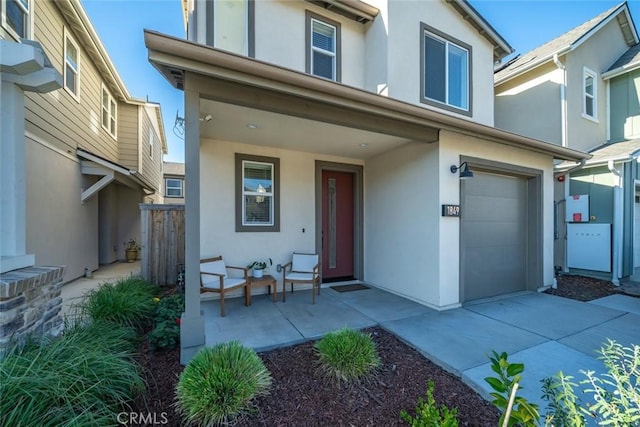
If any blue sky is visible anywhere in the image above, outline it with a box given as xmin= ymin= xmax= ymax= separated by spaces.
xmin=82 ymin=0 xmax=640 ymax=163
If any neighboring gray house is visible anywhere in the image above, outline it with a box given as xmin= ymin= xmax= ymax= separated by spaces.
xmin=162 ymin=161 xmax=185 ymax=204
xmin=494 ymin=2 xmax=639 ymax=283
xmin=0 ymin=0 xmax=167 ymax=282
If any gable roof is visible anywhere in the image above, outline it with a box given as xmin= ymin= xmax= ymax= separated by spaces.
xmin=495 ymin=2 xmax=637 ymax=84
xmin=604 ymin=42 xmax=640 ymax=78
xmin=555 ymin=140 xmax=639 ymax=170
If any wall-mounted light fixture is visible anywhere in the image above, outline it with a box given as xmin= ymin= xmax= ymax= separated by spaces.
xmin=450 ymin=162 xmax=474 ymax=179
xmin=200 ymin=114 xmax=212 ymax=122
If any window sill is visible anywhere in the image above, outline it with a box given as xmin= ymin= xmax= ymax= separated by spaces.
xmin=581 ymin=113 xmax=599 ymax=124
xmin=64 ymin=86 xmax=80 ymax=103
xmin=101 ymin=125 xmax=117 ymax=141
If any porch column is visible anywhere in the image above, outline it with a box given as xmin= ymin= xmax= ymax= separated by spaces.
xmin=0 ymin=40 xmax=61 ymax=273
xmin=180 ymin=82 xmax=205 ymax=364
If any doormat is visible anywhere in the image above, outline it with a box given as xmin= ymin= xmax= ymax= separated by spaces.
xmin=330 ymin=284 xmax=370 ymax=293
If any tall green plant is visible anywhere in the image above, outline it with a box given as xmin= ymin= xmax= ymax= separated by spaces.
xmin=542 ymin=340 xmax=640 ymax=426
xmin=80 ymin=276 xmax=157 ymax=329
xmin=176 ymin=342 xmax=272 ymax=426
xmin=484 ymin=350 xmax=540 ymax=427
xmin=0 ymin=321 xmax=144 ymax=427
xmin=541 ymin=373 xmax=585 ymax=426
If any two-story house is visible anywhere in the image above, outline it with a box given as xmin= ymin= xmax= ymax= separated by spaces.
xmin=494 ymin=2 xmax=640 ymax=284
xmin=1 ymin=0 xmax=167 ymax=283
xmin=144 ymin=0 xmax=589 ymax=361
xmin=162 ymin=161 xmax=186 ymax=204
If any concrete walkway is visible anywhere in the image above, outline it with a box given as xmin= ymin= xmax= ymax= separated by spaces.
xmin=60 ymin=261 xmax=141 ymax=318
xmin=205 ymin=285 xmax=640 ymax=411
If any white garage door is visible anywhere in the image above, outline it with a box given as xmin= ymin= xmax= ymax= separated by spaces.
xmin=462 ymin=171 xmax=527 ymax=301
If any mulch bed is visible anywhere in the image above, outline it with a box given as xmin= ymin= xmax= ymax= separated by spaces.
xmin=544 ymin=274 xmax=630 ymax=301
xmin=135 ymin=328 xmax=498 ymax=426
xmin=135 ymin=275 xmax=629 ymax=426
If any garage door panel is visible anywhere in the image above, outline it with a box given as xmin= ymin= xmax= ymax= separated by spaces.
xmin=464 ymin=195 xmax=526 ymax=222
xmin=464 ymin=173 xmax=525 ymax=198
xmin=463 ymin=171 xmax=527 ymax=302
xmin=464 ymin=221 xmax=526 ymax=248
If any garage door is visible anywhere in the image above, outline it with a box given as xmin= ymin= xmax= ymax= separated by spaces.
xmin=462 ymin=171 xmax=527 ymax=301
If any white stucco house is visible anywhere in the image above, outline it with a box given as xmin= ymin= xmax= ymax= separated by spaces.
xmin=144 ymin=0 xmax=590 ymax=362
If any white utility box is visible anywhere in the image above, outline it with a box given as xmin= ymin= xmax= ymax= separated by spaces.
xmin=565 ymin=194 xmax=589 ymax=222
xmin=567 ymin=223 xmax=611 ymax=272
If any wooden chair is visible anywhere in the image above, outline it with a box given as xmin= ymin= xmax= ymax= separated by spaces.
xmin=281 ymin=252 xmax=321 ymax=303
xmin=200 ymin=256 xmax=249 ymax=317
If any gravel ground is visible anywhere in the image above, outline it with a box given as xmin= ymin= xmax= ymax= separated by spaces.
xmin=135 ymin=275 xmax=633 ymax=426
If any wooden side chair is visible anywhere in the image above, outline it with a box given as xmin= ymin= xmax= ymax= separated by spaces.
xmin=281 ymin=252 xmax=321 ymax=303
xmin=200 ymin=256 xmax=249 ymax=317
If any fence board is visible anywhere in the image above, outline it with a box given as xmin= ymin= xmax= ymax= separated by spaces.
xmin=140 ymin=204 xmax=185 ymax=286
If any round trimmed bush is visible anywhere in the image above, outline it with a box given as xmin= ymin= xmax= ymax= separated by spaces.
xmin=314 ymin=327 xmax=381 ymax=386
xmin=176 ymin=341 xmax=272 ymax=426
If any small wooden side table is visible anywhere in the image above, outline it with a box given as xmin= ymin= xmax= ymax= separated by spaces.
xmin=247 ymin=274 xmax=278 ymax=304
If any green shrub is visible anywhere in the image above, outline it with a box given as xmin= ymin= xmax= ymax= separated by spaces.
xmin=149 ymin=293 xmax=184 ymax=351
xmin=80 ymin=276 xmax=157 ymax=329
xmin=542 ymin=340 xmax=640 ymax=426
xmin=314 ymin=327 xmax=381 ymax=387
xmin=400 ymin=380 xmax=459 ymax=427
xmin=176 ymin=341 xmax=272 ymax=426
xmin=484 ymin=350 xmax=540 ymax=427
xmin=0 ymin=321 xmax=144 ymax=427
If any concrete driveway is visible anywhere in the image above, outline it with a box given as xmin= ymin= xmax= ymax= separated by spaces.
xmin=204 ymin=285 xmax=639 ymax=411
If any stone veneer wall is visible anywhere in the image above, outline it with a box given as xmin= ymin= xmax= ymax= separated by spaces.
xmin=0 ymin=266 xmax=65 ymax=353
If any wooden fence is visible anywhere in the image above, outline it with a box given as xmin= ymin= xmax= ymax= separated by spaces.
xmin=140 ymin=204 xmax=185 ymax=286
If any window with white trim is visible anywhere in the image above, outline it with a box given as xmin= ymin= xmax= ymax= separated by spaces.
xmin=64 ymin=29 xmax=80 ymax=99
xmin=583 ymin=67 xmax=598 ymax=120
xmin=235 ymin=153 xmax=280 ymax=232
xmin=101 ymin=85 xmax=117 ymax=138
xmin=421 ymin=23 xmax=471 ymax=115
xmin=165 ymin=178 xmax=183 ymax=198
xmin=149 ymin=132 xmax=154 ymax=159
xmin=2 ymin=0 xmax=31 ymax=40
xmin=306 ymin=12 xmax=341 ymax=82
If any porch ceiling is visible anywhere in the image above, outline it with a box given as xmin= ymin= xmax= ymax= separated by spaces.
xmin=200 ymin=99 xmax=413 ymax=159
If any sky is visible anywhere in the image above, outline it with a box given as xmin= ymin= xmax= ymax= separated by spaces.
xmin=81 ymin=0 xmax=640 ymax=163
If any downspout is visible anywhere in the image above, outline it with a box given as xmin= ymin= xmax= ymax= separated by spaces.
xmin=553 ymin=53 xmax=570 ymax=273
xmin=608 ymin=160 xmax=623 ymax=286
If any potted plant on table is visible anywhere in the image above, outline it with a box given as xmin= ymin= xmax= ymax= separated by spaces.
xmin=246 ymin=258 xmax=272 ymax=278
xmin=124 ymin=238 xmax=140 ymax=263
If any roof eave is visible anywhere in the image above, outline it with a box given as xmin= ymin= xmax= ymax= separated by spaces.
xmin=446 ymin=0 xmax=514 ymax=61
xmin=495 ymin=47 xmax=570 ymax=86
xmin=603 ymin=61 xmax=640 ymax=79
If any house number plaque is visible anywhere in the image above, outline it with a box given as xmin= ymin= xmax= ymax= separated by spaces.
xmin=442 ymin=204 xmax=460 ymax=217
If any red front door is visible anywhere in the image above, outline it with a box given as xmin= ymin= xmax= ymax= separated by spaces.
xmin=322 ymin=170 xmax=354 ymax=280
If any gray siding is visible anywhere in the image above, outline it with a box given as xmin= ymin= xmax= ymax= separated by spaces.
xmin=610 ymin=70 xmax=640 ymax=142
xmin=24 ymin=0 xmax=119 ymax=161
xmin=139 ymin=107 xmax=163 ymax=192
xmin=118 ymin=104 xmax=139 ymax=170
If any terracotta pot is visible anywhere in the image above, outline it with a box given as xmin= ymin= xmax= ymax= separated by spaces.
xmin=125 ymin=249 xmax=138 ymax=263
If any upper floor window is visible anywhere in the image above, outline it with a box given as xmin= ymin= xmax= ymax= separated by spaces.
xmin=420 ymin=23 xmax=471 ymax=116
xmin=64 ymin=29 xmax=80 ymax=100
xmin=306 ymin=12 xmax=341 ymax=82
xmin=583 ymin=67 xmax=598 ymax=121
xmin=235 ymin=153 xmax=280 ymax=232
xmin=2 ymin=0 xmax=31 ymax=40
xmin=101 ymin=85 xmax=117 ymax=138
xmin=207 ymin=0 xmax=253 ymax=56
xmin=165 ymin=178 xmax=183 ymax=198
xmin=149 ymin=132 xmax=154 ymax=159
